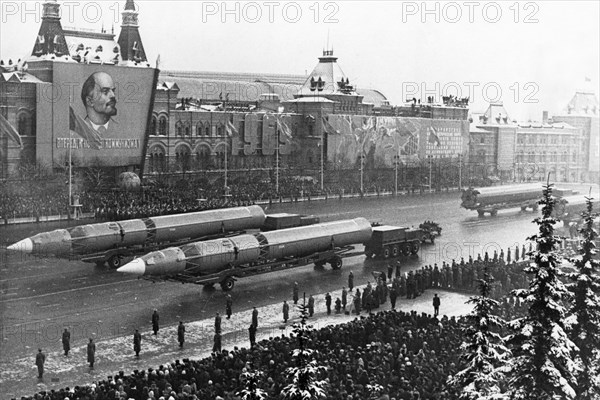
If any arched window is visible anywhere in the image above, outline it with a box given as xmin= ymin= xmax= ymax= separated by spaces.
xmin=196 ymin=146 xmax=211 ymax=170
xmin=158 ymin=116 xmax=167 ymax=136
xmin=196 ymin=124 xmax=203 ymax=136
xmin=175 ymin=147 xmax=190 ymax=171
xmin=149 ymin=116 xmax=157 ymax=135
xmin=17 ymin=112 xmax=31 ymax=136
xmin=217 ymin=124 xmax=224 ymax=137
xmin=185 ymin=124 xmax=190 ymax=137
xmin=176 ymin=122 xmax=183 ymax=137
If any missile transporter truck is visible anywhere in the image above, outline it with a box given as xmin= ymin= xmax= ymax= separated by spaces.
xmin=363 ymin=225 xmax=423 ymax=259
xmin=461 ymin=185 xmax=542 ymax=216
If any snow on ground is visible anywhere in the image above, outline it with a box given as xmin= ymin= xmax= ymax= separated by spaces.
xmin=0 ymin=286 xmax=473 ymax=400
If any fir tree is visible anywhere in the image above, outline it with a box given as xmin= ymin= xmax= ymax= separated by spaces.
xmin=449 ymin=267 xmax=509 ymax=400
xmin=565 ymin=196 xmax=600 ymax=399
xmin=237 ymin=363 xmax=267 ymax=400
xmin=280 ymin=299 xmax=327 ymax=400
xmin=506 ymin=183 xmax=579 ymax=400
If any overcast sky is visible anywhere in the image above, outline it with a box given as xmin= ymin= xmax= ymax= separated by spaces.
xmin=1 ymin=0 xmax=598 ymax=120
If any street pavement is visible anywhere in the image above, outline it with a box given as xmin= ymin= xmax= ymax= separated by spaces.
xmin=1 ymin=285 xmax=472 ymax=399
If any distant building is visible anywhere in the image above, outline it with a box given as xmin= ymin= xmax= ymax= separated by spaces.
xmin=552 ymin=90 xmax=600 ymax=182
xmin=470 ymin=102 xmax=586 ymax=184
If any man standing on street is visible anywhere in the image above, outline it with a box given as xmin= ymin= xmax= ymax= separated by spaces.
xmin=215 ymin=312 xmax=222 ymax=334
xmin=248 ymin=324 xmax=257 ymax=348
xmin=87 ymin=338 xmax=96 ymax=369
xmin=213 ymin=332 xmax=222 ymax=353
xmin=308 ymin=295 xmax=315 ymax=317
xmin=325 ymin=292 xmax=332 ymax=315
xmin=252 ymin=307 xmax=259 ymax=328
xmin=178 ymin=321 xmax=185 ymax=348
xmin=62 ymin=328 xmax=71 ymax=356
xmin=348 ymin=271 xmax=354 ymax=291
xmin=133 ymin=329 xmax=142 ymax=357
xmin=225 ymin=295 xmax=233 ymax=319
xmin=152 ymin=309 xmax=159 ymax=335
xmin=35 ymin=348 xmax=45 ymax=379
xmin=283 ymin=300 xmax=290 ymax=323
xmin=433 ymin=293 xmax=441 ymax=317
xmin=389 ymin=285 xmax=398 ymax=310
xmin=293 ymin=282 xmax=299 ymax=304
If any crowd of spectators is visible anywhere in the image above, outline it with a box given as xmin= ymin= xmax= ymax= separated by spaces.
xmin=1 ymin=176 xmax=449 ymax=222
xmin=20 ymin=253 xmax=534 ymax=400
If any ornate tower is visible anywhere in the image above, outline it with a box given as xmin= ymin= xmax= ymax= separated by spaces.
xmin=31 ymin=0 xmax=69 ymax=58
xmin=117 ymin=0 xmax=148 ymax=64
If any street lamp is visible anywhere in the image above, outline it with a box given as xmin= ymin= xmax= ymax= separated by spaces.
xmin=428 ymin=155 xmax=433 ymax=192
xmin=393 ymin=154 xmax=401 ymax=195
xmin=360 ymin=153 xmax=365 ymax=195
xmin=309 ymin=77 xmax=325 ymax=192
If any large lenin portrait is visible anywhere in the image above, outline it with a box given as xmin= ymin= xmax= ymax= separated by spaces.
xmin=39 ymin=63 xmax=158 ymax=167
xmin=75 ymin=72 xmax=119 ymax=148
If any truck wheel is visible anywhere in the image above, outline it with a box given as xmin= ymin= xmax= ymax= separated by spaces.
xmin=391 ymin=245 xmax=399 ymax=257
xmin=383 ymin=247 xmax=391 ymax=259
xmin=411 ymin=241 xmax=420 ymax=255
xmin=220 ymin=277 xmax=235 ymax=291
xmin=532 ymin=203 xmax=539 ymax=211
xmin=401 ymin=244 xmax=410 ymax=257
xmin=477 ymin=209 xmax=485 ymax=217
xmin=329 ymin=256 xmax=343 ymax=270
xmin=108 ymin=255 xmax=123 ymax=269
xmin=491 ymin=209 xmax=498 ymax=217
xmin=364 ymin=250 xmax=374 ymax=258
xmin=520 ymin=206 xmax=527 ymax=211
xmin=315 ymin=261 xmax=326 ymax=268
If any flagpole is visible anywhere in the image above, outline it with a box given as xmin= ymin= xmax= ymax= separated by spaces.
xmin=458 ymin=152 xmax=462 ymax=190
xmin=68 ymin=93 xmax=72 ymax=217
xmin=276 ymin=126 xmax=280 ymax=194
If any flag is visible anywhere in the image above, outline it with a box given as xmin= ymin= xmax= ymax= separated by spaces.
xmin=428 ymin=126 xmax=440 ymax=146
xmin=69 ymin=106 xmax=102 ymax=149
xmin=225 ymin=119 xmax=238 ymax=137
xmin=276 ymin=115 xmax=292 ymax=143
xmin=0 ymin=113 xmax=23 ymax=148
xmin=322 ymin=116 xmax=339 ymax=135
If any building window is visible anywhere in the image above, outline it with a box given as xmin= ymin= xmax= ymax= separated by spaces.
xmin=480 ymin=136 xmax=485 ymax=144
xmin=158 ymin=116 xmax=168 ymax=136
xmin=176 ymin=122 xmax=183 ymax=136
xmin=149 ymin=116 xmax=157 ymax=135
xmin=17 ymin=112 xmax=32 ymax=136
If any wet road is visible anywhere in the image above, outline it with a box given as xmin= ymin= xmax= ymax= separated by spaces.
xmin=0 ymin=185 xmax=595 ymax=367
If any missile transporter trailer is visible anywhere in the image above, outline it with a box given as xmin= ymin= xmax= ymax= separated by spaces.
xmin=461 ymin=186 xmax=542 ymax=217
xmin=120 ymin=218 xmax=371 ymax=291
xmin=363 ymin=225 xmax=423 ymax=259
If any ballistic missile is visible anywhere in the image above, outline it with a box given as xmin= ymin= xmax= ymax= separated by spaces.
xmin=7 ymin=206 xmax=266 ymax=259
xmin=117 ymin=218 xmax=372 ymax=278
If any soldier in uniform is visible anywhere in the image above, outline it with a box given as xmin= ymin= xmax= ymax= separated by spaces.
xmin=225 ymin=295 xmax=233 ymax=319
xmin=62 ymin=328 xmax=71 ymax=356
xmin=248 ymin=324 xmax=257 ymax=348
xmin=293 ymin=282 xmax=299 ymax=304
xmin=325 ymin=293 xmax=332 ymax=315
xmin=151 ymin=309 xmax=159 ymax=335
xmin=433 ymin=293 xmax=441 ymax=317
xmin=87 ymin=338 xmax=96 ymax=368
xmin=341 ymin=287 xmax=347 ymax=310
xmin=214 ymin=312 xmax=222 ymax=334
xmin=308 ymin=295 xmax=315 ymax=317
xmin=133 ymin=330 xmax=142 ymax=357
xmin=178 ymin=321 xmax=185 ymax=348
xmin=252 ymin=307 xmax=259 ymax=328
xmin=282 ymin=300 xmax=290 ymax=323
xmin=348 ymin=271 xmax=354 ymax=291
xmin=389 ymin=284 xmax=398 ymax=310
xmin=213 ymin=332 xmax=222 ymax=353
xmin=35 ymin=348 xmax=46 ymax=379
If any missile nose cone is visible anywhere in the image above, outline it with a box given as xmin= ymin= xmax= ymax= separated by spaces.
xmin=7 ymin=238 xmax=33 ymax=253
xmin=117 ymin=258 xmax=146 ymax=276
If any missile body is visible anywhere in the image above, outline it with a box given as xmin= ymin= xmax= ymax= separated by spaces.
xmin=7 ymin=206 xmax=266 ymax=258
xmin=118 ymin=218 xmax=372 ymax=278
